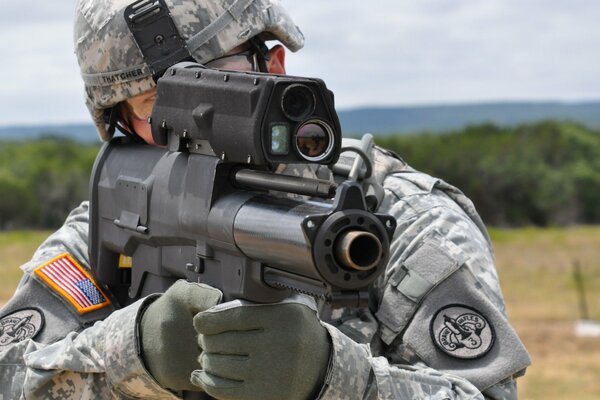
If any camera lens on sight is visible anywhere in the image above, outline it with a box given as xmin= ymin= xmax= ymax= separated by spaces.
xmin=281 ymin=84 xmax=315 ymax=121
xmin=295 ymin=120 xmax=334 ymax=162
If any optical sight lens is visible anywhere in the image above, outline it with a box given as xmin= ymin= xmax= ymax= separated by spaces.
xmin=270 ymin=124 xmax=289 ymax=155
xmin=282 ymin=84 xmax=315 ymax=121
xmin=296 ymin=121 xmax=333 ymax=162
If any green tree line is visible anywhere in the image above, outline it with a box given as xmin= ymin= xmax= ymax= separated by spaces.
xmin=376 ymin=121 xmax=600 ymax=226
xmin=0 ymin=137 xmax=99 ymax=230
xmin=0 ymin=120 xmax=599 ymax=229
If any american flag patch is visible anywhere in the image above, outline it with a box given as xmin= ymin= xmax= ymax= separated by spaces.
xmin=34 ymin=253 xmax=110 ymax=314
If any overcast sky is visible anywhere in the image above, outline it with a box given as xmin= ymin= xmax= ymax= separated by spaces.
xmin=1 ymin=0 xmax=599 ymax=126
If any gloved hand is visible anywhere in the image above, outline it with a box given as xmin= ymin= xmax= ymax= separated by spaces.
xmin=191 ymin=296 xmax=332 ymax=400
xmin=139 ymin=280 xmax=223 ymax=391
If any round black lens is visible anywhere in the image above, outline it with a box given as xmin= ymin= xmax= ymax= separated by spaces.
xmin=281 ymin=84 xmax=315 ymax=121
xmin=296 ymin=121 xmax=333 ymax=161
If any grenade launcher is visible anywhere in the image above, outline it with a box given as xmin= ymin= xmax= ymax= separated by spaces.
xmin=89 ymin=63 xmax=396 ymax=307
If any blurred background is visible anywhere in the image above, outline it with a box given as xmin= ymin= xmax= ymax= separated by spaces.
xmin=1 ymin=1 xmax=599 ymax=398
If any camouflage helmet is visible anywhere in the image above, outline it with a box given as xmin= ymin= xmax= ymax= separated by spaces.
xmin=74 ymin=0 xmax=304 ymax=141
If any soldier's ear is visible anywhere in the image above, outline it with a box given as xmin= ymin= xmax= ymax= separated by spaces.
xmin=266 ymin=45 xmax=286 ymax=74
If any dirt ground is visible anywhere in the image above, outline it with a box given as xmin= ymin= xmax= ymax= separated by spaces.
xmin=492 ymin=226 xmax=600 ymax=399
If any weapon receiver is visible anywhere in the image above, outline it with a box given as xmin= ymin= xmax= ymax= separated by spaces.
xmin=89 ymin=63 xmax=396 ymax=307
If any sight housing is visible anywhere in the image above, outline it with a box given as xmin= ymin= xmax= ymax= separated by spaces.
xmin=151 ymin=62 xmax=341 ymax=167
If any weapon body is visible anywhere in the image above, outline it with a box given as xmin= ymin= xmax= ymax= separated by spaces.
xmin=89 ymin=63 xmax=396 ymax=307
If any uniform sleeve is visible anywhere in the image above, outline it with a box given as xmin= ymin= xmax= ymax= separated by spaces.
xmin=316 ymin=172 xmax=530 ymax=400
xmin=18 ymin=297 xmax=178 ymax=399
xmin=316 ymin=323 xmax=484 ymax=400
xmin=0 ymin=202 xmax=179 ymax=399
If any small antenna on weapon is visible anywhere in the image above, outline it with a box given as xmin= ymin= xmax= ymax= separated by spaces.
xmin=347 ymin=133 xmax=375 ymax=182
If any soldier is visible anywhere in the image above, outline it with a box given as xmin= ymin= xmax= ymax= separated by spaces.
xmin=0 ymin=0 xmax=530 ymax=399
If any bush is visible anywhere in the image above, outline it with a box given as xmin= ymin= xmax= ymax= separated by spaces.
xmin=0 ymin=137 xmax=99 ymax=229
xmin=1 ymin=121 xmax=599 ymax=229
xmin=376 ymin=121 xmax=600 ymax=227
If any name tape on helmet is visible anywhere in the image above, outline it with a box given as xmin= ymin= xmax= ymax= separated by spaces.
xmin=81 ymin=64 xmax=152 ymax=87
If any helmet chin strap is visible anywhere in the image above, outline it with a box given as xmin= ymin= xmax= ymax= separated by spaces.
xmin=103 ymin=106 xmax=146 ymax=142
xmin=250 ymin=36 xmax=271 ymax=73
xmin=103 ymin=107 xmax=119 ymax=137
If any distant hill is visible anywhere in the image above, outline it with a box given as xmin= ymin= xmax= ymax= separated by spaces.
xmin=0 ymin=123 xmax=99 ymax=143
xmin=1 ymin=100 xmax=599 ymax=141
xmin=338 ymin=101 xmax=600 ymax=135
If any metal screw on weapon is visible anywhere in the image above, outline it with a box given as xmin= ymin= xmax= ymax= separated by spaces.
xmin=246 ymin=155 xmax=252 ymax=164
xmin=220 ymin=152 xmax=226 ymax=161
xmin=154 ymin=34 xmax=164 ymax=45
xmin=182 ymin=129 xmax=189 ymax=139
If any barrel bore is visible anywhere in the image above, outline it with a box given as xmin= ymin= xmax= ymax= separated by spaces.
xmin=335 ymin=231 xmax=383 ymax=271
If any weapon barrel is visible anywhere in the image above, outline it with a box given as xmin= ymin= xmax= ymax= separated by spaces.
xmin=335 ymin=231 xmax=382 ymax=271
xmin=222 ymin=190 xmax=390 ymax=291
xmin=232 ymin=196 xmax=328 ymax=277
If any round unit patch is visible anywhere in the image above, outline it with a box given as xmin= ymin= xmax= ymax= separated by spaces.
xmin=430 ymin=304 xmax=495 ymax=359
xmin=0 ymin=308 xmax=44 ymax=347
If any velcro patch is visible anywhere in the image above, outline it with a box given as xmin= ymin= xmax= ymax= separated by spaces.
xmin=430 ymin=304 xmax=495 ymax=359
xmin=34 ymin=253 xmax=110 ymax=314
xmin=0 ymin=308 xmax=44 ymax=346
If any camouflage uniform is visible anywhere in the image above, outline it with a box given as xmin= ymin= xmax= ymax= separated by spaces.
xmin=0 ymin=143 xmax=530 ymax=399
xmin=0 ymin=0 xmax=529 ymax=397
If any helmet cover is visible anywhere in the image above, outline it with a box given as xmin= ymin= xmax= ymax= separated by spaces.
xmin=74 ymin=0 xmax=304 ymax=140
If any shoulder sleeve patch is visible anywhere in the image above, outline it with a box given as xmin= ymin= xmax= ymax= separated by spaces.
xmin=0 ymin=308 xmax=44 ymax=347
xmin=33 ymin=252 xmax=111 ymax=315
xmin=430 ymin=304 xmax=496 ymax=359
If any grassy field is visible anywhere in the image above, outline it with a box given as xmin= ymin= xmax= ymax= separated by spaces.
xmin=0 ymin=230 xmax=51 ymax=300
xmin=1 ymin=227 xmax=599 ymax=398
xmin=489 ymin=226 xmax=600 ymax=399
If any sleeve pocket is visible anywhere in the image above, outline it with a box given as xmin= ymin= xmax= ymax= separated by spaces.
xmin=376 ymin=230 xmax=466 ymax=345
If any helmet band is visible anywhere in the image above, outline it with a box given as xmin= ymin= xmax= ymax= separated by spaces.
xmin=186 ymin=0 xmax=256 ymax=53
xmin=81 ymin=63 xmax=152 ymax=87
